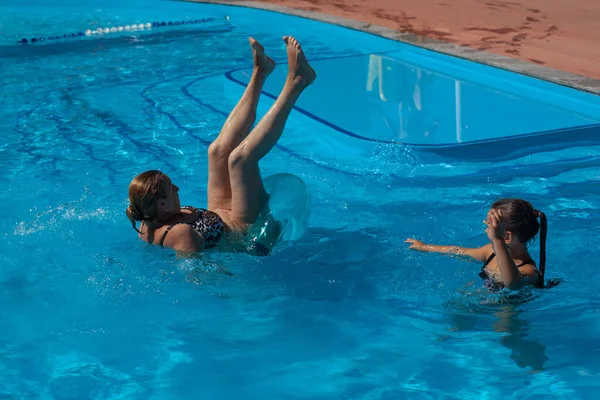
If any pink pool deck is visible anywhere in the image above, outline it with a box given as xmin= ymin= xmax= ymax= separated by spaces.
xmin=193 ymin=0 xmax=600 ymax=94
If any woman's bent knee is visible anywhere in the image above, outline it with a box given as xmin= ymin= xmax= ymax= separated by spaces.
xmin=228 ymin=147 xmax=255 ymax=171
xmin=208 ymin=141 xmax=229 ymax=161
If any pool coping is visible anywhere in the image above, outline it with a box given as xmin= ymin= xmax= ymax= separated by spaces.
xmin=185 ymin=0 xmax=600 ymax=96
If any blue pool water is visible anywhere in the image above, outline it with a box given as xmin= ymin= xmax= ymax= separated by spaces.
xmin=1 ymin=0 xmax=600 ymax=398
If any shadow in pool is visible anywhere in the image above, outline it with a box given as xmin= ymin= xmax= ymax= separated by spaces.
xmin=445 ymin=294 xmax=549 ymax=373
xmin=241 ymin=226 xmax=391 ymax=302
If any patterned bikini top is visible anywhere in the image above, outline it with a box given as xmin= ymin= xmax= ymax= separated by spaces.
xmin=159 ymin=206 xmax=224 ymax=248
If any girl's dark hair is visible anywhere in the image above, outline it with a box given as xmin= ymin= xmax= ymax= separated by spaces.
xmin=491 ymin=198 xmax=555 ymax=287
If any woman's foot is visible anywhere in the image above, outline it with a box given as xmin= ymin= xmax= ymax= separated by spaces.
xmin=283 ymin=36 xmax=316 ymax=89
xmin=249 ymin=37 xmax=275 ymax=75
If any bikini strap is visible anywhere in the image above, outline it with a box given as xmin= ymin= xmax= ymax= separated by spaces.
xmin=515 ymin=259 xmax=535 ymax=268
xmin=483 ymin=253 xmax=495 ymax=267
xmin=183 ymin=205 xmax=207 ymax=212
xmin=159 ymin=224 xmax=178 ymax=247
xmin=484 ymin=252 xmax=535 ymax=268
xmin=159 ymin=207 xmax=208 ymax=246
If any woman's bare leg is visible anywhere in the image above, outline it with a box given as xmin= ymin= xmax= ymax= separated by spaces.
xmin=228 ymin=36 xmax=316 ymax=226
xmin=207 ymin=37 xmax=275 ymax=211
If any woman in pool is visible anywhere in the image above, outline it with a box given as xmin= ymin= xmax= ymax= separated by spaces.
xmin=405 ymin=198 xmax=549 ymax=290
xmin=125 ymin=36 xmax=316 ymax=254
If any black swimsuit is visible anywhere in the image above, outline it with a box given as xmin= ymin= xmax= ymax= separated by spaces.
xmin=159 ymin=206 xmax=224 ymax=248
xmin=479 ymin=253 xmax=537 ymax=290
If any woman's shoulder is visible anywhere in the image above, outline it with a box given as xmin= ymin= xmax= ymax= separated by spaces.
xmin=161 ymin=223 xmax=205 ymax=252
xmin=138 ymin=221 xmax=187 ymax=245
xmin=138 ymin=221 xmax=168 ymax=245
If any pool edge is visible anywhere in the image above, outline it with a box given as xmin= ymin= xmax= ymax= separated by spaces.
xmin=183 ymin=0 xmax=600 ymax=96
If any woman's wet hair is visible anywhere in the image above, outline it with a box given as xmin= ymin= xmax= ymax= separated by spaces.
xmin=491 ymin=198 xmax=552 ymax=286
xmin=126 ymin=170 xmax=170 ymax=233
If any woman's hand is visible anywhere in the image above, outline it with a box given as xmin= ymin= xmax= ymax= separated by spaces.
xmin=405 ymin=238 xmax=426 ymax=251
xmin=484 ymin=209 xmax=505 ymax=243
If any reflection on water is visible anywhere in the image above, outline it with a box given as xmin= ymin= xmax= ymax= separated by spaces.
xmin=367 ymin=54 xmax=444 ymax=143
xmin=301 ymin=51 xmax=600 ymax=146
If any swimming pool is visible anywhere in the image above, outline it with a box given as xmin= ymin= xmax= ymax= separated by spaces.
xmin=2 ymin=0 xmax=600 ymax=398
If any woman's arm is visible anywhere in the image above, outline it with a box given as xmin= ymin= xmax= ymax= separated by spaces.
xmin=405 ymin=238 xmax=492 ymax=263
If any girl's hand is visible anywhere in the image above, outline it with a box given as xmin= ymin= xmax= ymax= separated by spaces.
xmin=484 ymin=209 xmax=505 ymax=242
xmin=405 ymin=238 xmax=426 ymax=251
xmin=404 ymin=238 xmax=489 ymax=261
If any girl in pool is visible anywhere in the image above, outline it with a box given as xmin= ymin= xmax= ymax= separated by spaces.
xmin=405 ymin=198 xmax=550 ymax=290
xmin=125 ymin=36 xmax=316 ymax=254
